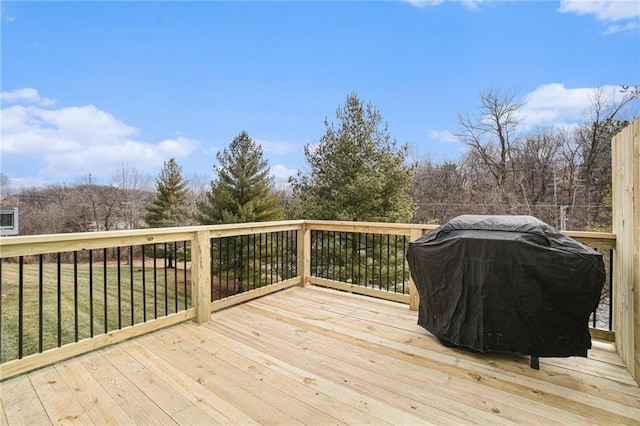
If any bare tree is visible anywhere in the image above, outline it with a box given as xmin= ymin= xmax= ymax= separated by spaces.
xmin=185 ymin=171 xmax=210 ymax=220
xmin=509 ymin=129 xmax=563 ymax=221
xmin=412 ymin=158 xmax=467 ymax=224
xmin=456 ymin=88 xmax=525 ymax=202
xmin=112 ymin=163 xmax=153 ymax=230
xmin=0 ymin=173 xmax=12 ymax=204
xmin=571 ymin=86 xmax=639 ymax=229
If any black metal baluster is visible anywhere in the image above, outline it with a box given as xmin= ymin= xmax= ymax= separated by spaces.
xmin=209 ymin=238 xmax=220 ymax=301
xmin=247 ymin=234 xmax=252 ymax=290
xmin=402 ymin=236 xmax=407 ymax=293
xmin=260 ymin=233 xmax=264 ymax=286
xmin=58 ymin=253 xmax=62 ymax=346
xmin=142 ymin=247 xmax=146 ymax=322
xmin=117 ymin=247 xmax=122 ymax=329
xmin=129 ymin=246 xmax=134 ymax=325
xmin=378 ymin=234 xmax=384 ymax=290
xmin=337 ymin=232 xmax=342 ymax=281
xmin=364 ymin=234 xmax=368 ymax=287
xmin=284 ymin=231 xmax=289 ymax=278
xmin=89 ymin=250 xmax=94 ymax=337
xmin=371 ymin=234 xmax=376 ymax=288
xmin=394 ymin=236 xmax=399 ymax=293
xmin=163 ymin=243 xmax=166 ymax=316
xmin=183 ymin=241 xmax=188 ymax=310
xmin=321 ymin=231 xmax=325 ymax=278
xmin=386 ymin=235 xmax=391 ymax=292
xmin=262 ymin=233 xmax=267 ymax=285
xmin=103 ymin=248 xmax=108 ymax=334
xmin=311 ymin=231 xmax=316 ymax=277
xmin=38 ymin=255 xmax=44 ymax=352
xmin=351 ymin=232 xmax=355 ymax=284
xmin=245 ymin=234 xmax=251 ymax=290
xmin=215 ymin=238 xmax=221 ymax=300
xmin=253 ymin=234 xmax=257 ymax=289
xmin=164 ymin=243 xmax=169 ymax=315
xmin=225 ymin=237 xmax=232 ymax=296
xmin=74 ymin=251 xmax=79 ymax=341
xmin=18 ymin=256 xmax=24 ymax=359
xmin=174 ymin=242 xmax=179 ymax=312
xmin=357 ymin=233 xmax=362 ymax=285
xmin=332 ymin=231 xmax=337 ymax=280
xmin=153 ymin=244 xmax=158 ymax=319
xmin=267 ymin=232 xmax=278 ymax=284
xmin=609 ymin=249 xmax=614 ymax=331
xmin=279 ymin=232 xmax=282 ymax=281
xmin=288 ymin=230 xmax=293 ymax=277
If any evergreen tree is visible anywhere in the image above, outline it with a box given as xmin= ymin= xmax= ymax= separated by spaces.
xmin=290 ymin=92 xmax=414 ymax=222
xmin=197 ymin=130 xmax=282 ymax=224
xmin=197 ymin=130 xmax=284 ymax=294
xmin=290 ymin=93 xmax=415 ymax=290
xmin=144 ymin=158 xmax=191 ymax=228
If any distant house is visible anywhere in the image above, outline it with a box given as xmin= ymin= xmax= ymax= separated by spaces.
xmin=0 ymin=207 xmax=19 ymax=236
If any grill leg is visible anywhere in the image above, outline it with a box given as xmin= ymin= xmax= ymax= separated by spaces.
xmin=530 ymin=356 xmax=540 ymax=370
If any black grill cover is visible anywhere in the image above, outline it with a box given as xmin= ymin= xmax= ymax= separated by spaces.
xmin=406 ymin=215 xmax=605 ymax=357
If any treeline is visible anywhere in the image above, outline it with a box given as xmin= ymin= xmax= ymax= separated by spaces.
xmin=2 ymin=166 xmax=156 ymax=235
xmin=2 ymin=87 xmax=638 ymax=235
xmin=414 ymin=87 xmax=638 ymax=231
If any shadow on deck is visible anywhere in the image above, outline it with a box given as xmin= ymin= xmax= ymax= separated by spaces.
xmin=2 ymin=286 xmax=639 ymax=425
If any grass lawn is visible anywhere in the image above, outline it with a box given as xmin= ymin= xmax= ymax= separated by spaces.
xmin=1 ymin=259 xmax=190 ymax=363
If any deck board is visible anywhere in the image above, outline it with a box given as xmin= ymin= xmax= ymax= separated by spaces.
xmin=2 ymin=286 xmax=639 ymax=425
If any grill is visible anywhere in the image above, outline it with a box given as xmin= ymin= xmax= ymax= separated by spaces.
xmin=406 ymin=215 xmax=605 ymax=368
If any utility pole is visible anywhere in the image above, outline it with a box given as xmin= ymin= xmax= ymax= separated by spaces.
xmin=560 ymin=205 xmax=568 ymax=231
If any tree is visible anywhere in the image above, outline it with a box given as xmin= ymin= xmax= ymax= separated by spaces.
xmin=0 ymin=173 xmax=12 ymax=204
xmin=290 ymin=92 xmax=414 ymax=222
xmin=412 ymin=159 xmax=467 ymax=224
xmin=569 ymin=86 xmax=639 ymax=229
xmin=197 ymin=130 xmax=282 ymax=224
xmin=509 ymin=130 xmax=563 ymax=223
xmin=197 ymin=130 xmax=284 ymax=294
xmin=456 ymin=88 xmax=524 ymax=203
xmin=291 ymin=93 xmax=414 ymax=289
xmin=144 ymin=158 xmax=191 ymax=228
xmin=112 ymin=162 xmax=153 ymax=230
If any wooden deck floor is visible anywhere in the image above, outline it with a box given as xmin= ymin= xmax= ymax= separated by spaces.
xmin=2 ymin=285 xmax=639 ymax=425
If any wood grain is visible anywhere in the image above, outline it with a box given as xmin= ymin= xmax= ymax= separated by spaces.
xmin=1 ymin=286 xmax=638 ymax=425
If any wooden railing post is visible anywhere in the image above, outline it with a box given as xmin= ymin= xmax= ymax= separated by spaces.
xmin=298 ymin=223 xmax=311 ymax=287
xmin=408 ymin=228 xmax=423 ymax=311
xmin=192 ymin=230 xmax=211 ymax=324
xmin=612 ymin=117 xmax=640 ymax=385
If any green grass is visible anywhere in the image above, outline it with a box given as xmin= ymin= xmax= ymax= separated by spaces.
xmin=1 ymin=261 xmax=190 ymax=363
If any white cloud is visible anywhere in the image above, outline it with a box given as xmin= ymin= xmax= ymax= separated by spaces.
xmin=402 ymin=0 xmax=486 ymax=9
xmin=558 ymin=0 xmax=640 ymax=21
xmin=519 ymin=83 xmax=629 ymax=130
xmin=0 ymin=88 xmax=55 ymax=106
xmin=428 ymin=84 xmax=634 ymax=148
xmin=602 ymin=21 xmax=639 ymax=35
xmin=427 ymin=129 xmax=459 ymax=144
xmin=202 ymin=145 xmax=220 ymax=155
xmin=461 ymin=0 xmax=488 ymax=10
xmin=271 ymin=164 xmax=297 ymax=183
xmin=1 ymin=89 xmax=199 ymax=182
xmin=256 ymin=138 xmax=296 ymax=155
xmin=401 ymin=0 xmax=444 ymax=7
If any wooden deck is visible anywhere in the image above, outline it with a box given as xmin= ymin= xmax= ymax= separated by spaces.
xmin=1 ymin=286 xmax=639 ymax=425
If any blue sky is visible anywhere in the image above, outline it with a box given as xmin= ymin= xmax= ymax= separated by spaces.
xmin=1 ymin=0 xmax=639 ymax=190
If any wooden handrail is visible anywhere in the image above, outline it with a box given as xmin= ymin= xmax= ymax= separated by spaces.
xmin=0 ymin=220 xmax=618 ymax=381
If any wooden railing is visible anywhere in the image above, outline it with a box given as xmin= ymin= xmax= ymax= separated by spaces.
xmin=0 ymin=220 xmax=616 ymax=380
